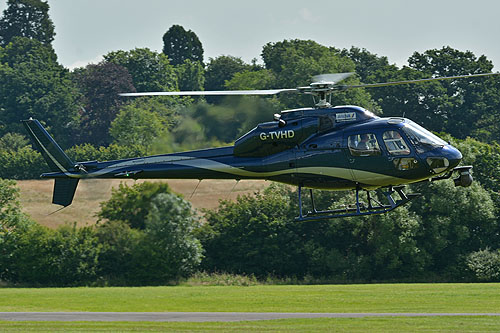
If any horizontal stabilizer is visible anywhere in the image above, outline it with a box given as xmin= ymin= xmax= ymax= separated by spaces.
xmin=53 ymin=178 xmax=79 ymax=207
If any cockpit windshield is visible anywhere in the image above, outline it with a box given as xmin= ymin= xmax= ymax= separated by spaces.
xmin=402 ymin=121 xmax=447 ymax=152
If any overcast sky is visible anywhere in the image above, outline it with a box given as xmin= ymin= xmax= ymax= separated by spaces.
xmin=1 ymin=0 xmax=499 ymax=71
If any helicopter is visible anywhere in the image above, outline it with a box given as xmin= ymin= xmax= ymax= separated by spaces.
xmin=23 ymin=72 xmax=498 ymax=221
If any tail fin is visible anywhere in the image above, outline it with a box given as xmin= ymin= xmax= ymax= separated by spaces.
xmin=22 ymin=118 xmax=79 ymax=206
xmin=22 ymin=118 xmax=75 ymax=173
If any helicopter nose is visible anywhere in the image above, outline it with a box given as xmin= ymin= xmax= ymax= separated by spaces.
xmin=444 ymin=144 xmax=463 ymax=169
xmin=425 ymin=145 xmax=462 ymax=174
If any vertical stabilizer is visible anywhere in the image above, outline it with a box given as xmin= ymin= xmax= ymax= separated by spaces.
xmin=22 ymin=118 xmax=79 ymax=207
xmin=21 ymin=118 xmax=74 ymax=173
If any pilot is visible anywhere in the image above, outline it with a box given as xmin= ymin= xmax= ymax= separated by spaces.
xmin=357 ymin=134 xmax=370 ymax=150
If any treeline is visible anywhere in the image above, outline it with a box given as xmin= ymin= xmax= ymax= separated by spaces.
xmin=1 ymin=176 xmax=499 ymax=287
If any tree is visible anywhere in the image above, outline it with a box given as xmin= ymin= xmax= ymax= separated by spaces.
xmin=406 ymin=47 xmax=496 ymax=138
xmin=72 ymin=61 xmax=135 ymax=146
xmin=205 ymin=55 xmax=252 ymax=91
xmin=261 ymin=39 xmax=378 ymax=111
xmin=200 ymin=185 xmax=306 ymax=277
xmin=162 ymin=25 xmax=204 ymax=66
xmin=139 ymin=193 xmax=203 ymax=283
xmin=97 ymin=181 xmax=173 ymax=230
xmin=104 ymin=48 xmax=178 ymax=92
xmin=109 ymin=99 xmax=168 ymax=152
xmin=0 ymin=0 xmax=55 ymax=46
xmin=0 ymin=37 xmax=79 ymax=147
xmin=176 ymin=59 xmax=205 ymax=91
xmin=409 ymin=181 xmax=498 ymax=277
xmin=0 ymin=132 xmax=28 ymax=151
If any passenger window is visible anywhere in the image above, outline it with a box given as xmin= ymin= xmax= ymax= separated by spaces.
xmin=383 ymin=131 xmax=410 ymax=155
xmin=348 ymin=133 xmax=381 ymax=156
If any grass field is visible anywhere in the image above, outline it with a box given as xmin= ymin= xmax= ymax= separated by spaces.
xmin=1 ymin=317 xmax=500 ymax=332
xmin=1 ymin=284 xmax=499 ymax=313
xmin=17 ymin=179 xmax=268 ymax=228
xmin=1 ymin=284 xmax=500 ymax=331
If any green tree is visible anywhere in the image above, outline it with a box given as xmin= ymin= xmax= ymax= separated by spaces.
xmin=104 ymin=48 xmax=178 ymax=92
xmin=406 ymin=47 xmax=496 ymax=139
xmin=0 ymin=37 xmax=79 ymax=146
xmin=0 ymin=0 xmax=55 ymax=46
xmin=97 ymin=181 xmax=172 ymax=230
xmin=138 ymin=193 xmax=203 ymax=283
xmin=200 ymin=185 xmax=305 ymax=277
xmin=205 ymin=55 xmax=252 ymax=91
xmin=72 ymin=61 xmax=135 ymax=146
xmin=95 ymin=220 xmax=144 ymax=285
xmin=261 ymin=39 xmax=378 ymax=111
xmin=409 ymin=181 xmax=498 ymax=278
xmin=176 ymin=59 xmax=204 ymax=91
xmin=162 ymin=25 xmax=204 ymax=66
xmin=225 ymin=69 xmax=276 ymax=90
xmin=0 ymin=132 xmax=28 ymax=151
xmin=110 ymin=100 xmax=167 ymax=151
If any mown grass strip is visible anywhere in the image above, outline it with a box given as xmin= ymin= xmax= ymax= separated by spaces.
xmin=1 ymin=316 xmax=500 ymax=332
xmin=0 ymin=283 xmax=499 ymax=313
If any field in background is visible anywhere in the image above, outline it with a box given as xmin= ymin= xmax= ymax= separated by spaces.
xmin=17 ymin=179 xmax=269 ymax=228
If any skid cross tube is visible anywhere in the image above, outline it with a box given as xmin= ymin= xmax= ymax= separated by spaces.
xmin=295 ymin=185 xmax=420 ymax=221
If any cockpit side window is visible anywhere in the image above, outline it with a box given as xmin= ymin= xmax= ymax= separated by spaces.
xmin=383 ymin=131 xmax=410 ymax=155
xmin=348 ymin=133 xmax=381 ymax=156
xmin=319 ymin=115 xmax=334 ymax=132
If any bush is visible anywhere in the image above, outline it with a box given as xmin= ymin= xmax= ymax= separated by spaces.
xmin=466 ymin=249 xmax=500 ymax=282
xmin=98 ymin=181 xmax=172 ymax=229
xmin=1 ymin=222 xmax=100 ymax=286
xmin=138 ymin=193 xmax=203 ymax=284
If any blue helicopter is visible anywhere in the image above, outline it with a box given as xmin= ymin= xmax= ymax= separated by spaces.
xmin=23 ymin=72 xmax=497 ymax=221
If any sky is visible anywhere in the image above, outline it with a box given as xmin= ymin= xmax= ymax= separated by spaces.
xmin=1 ymin=0 xmax=499 ymax=71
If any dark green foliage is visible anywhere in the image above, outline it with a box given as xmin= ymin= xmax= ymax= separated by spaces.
xmin=97 ymin=181 xmax=172 ymax=230
xmin=140 ymin=193 xmax=203 ymax=283
xmin=1 ymin=220 xmax=100 ymax=286
xmin=95 ymin=220 xmax=144 ymax=285
xmin=0 ymin=132 xmax=29 ymax=151
xmin=0 ymin=143 xmax=147 ymax=180
xmin=262 ymin=39 xmax=378 ymax=111
xmin=0 ymin=0 xmax=55 ymax=46
xmin=176 ymin=59 xmax=205 ymax=91
xmin=409 ymin=181 xmax=497 ymax=278
xmin=201 ymin=185 xmax=305 ymax=277
xmin=0 ymin=146 xmax=45 ymax=179
xmin=465 ymin=248 xmax=500 ymax=282
xmin=96 ymin=189 xmax=202 ymax=285
xmin=72 ymin=62 xmax=135 ymax=146
xmin=110 ymin=100 xmax=167 ymax=151
xmin=66 ymin=143 xmax=147 ymax=164
xmin=205 ymin=55 xmax=252 ymax=91
xmin=104 ymin=48 xmax=177 ymax=92
xmin=0 ymin=37 xmax=79 ymax=146
xmin=162 ymin=25 xmax=204 ymax=66
xmin=200 ymin=181 xmax=498 ymax=282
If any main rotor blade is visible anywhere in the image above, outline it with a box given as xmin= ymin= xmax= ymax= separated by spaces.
xmin=119 ymin=88 xmax=298 ymax=97
xmin=312 ymin=72 xmax=355 ymax=85
xmin=346 ymin=72 xmax=500 ymax=89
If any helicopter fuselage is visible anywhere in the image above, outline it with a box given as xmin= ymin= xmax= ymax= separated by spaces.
xmin=40 ymin=106 xmax=463 ymax=191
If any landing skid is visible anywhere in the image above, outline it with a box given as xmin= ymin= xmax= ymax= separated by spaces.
xmin=296 ymin=185 xmax=420 ymax=221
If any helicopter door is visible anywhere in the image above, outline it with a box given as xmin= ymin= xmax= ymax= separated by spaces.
xmin=345 ymin=132 xmax=389 ymax=187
